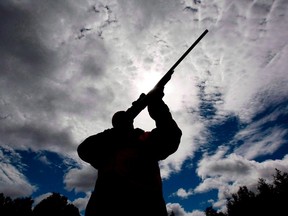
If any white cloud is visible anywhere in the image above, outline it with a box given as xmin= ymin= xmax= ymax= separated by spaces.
xmin=36 ymin=154 xmax=52 ymax=165
xmin=194 ymin=148 xmax=288 ymax=209
xmin=172 ymin=188 xmax=194 ymax=199
xmin=72 ymin=192 xmax=91 ymax=212
xmin=235 ymin=127 xmax=287 ymax=159
xmin=0 ymin=149 xmax=37 ymax=198
xmin=33 ymin=192 xmax=53 ymax=207
xmin=64 ymin=164 xmax=97 ymax=193
xmin=167 ymin=203 xmax=205 ymax=216
xmin=192 ymin=0 xmax=288 ymax=122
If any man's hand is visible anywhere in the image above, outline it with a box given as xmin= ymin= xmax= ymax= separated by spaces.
xmin=132 ymin=93 xmax=146 ymax=106
xmin=147 ymin=86 xmax=164 ymax=102
xmin=147 ymin=87 xmax=170 ymax=120
xmin=127 ymin=85 xmax=165 ymax=120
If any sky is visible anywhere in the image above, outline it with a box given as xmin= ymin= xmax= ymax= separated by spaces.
xmin=0 ymin=0 xmax=288 ymax=215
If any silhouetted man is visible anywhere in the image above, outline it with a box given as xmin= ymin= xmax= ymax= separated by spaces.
xmin=77 ymin=87 xmax=182 ymax=216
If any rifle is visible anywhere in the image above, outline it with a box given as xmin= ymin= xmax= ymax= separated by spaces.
xmin=126 ymin=29 xmax=209 ymax=120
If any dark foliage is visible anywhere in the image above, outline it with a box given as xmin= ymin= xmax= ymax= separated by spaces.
xmin=168 ymin=211 xmax=175 ymax=216
xmin=0 ymin=192 xmax=80 ymax=216
xmin=0 ymin=193 xmax=33 ymax=216
xmin=33 ymin=192 xmax=80 ymax=216
xmin=205 ymin=206 xmax=226 ymax=216
xmin=205 ymin=169 xmax=288 ymax=216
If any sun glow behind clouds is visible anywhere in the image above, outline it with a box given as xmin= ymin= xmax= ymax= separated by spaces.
xmin=132 ymin=71 xmax=162 ymax=131
xmin=132 ymin=69 xmax=178 ymax=131
xmin=134 ymin=70 xmax=177 ymax=98
xmin=134 ymin=71 xmax=161 ymax=94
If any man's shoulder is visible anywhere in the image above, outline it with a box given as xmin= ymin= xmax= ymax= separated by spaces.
xmin=100 ymin=128 xmax=115 ymax=136
xmin=101 ymin=128 xmax=146 ymax=137
xmin=103 ymin=128 xmax=114 ymax=133
xmin=134 ymin=128 xmax=145 ymax=134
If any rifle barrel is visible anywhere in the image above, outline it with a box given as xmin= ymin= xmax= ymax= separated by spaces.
xmin=169 ymin=29 xmax=209 ymax=72
xmin=155 ymin=29 xmax=209 ymax=88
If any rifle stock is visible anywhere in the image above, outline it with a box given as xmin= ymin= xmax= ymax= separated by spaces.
xmin=127 ymin=29 xmax=209 ymax=120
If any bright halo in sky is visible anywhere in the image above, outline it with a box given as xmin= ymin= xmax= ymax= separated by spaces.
xmin=135 ymin=71 xmax=162 ymax=94
xmin=134 ymin=70 xmax=175 ymax=96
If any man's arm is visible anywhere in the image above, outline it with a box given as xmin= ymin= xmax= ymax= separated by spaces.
xmin=147 ymin=88 xmax=182 ymax=160
xmin=77 ymin=135 xmax=98 ymax=164
xmin=77 ymin=129 xmax=113 ymax=169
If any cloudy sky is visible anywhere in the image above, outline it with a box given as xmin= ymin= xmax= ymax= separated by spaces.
xmin=1 ymin=0 xmax=288 ymax=215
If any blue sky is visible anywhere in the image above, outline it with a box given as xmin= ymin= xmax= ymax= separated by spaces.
xmin=1 ymin=0 xmax=288 ymax=215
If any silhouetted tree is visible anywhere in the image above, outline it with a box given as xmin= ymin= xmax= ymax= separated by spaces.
xmin=0 ymin=192 xmax=80 ymax=216
xmin=0 ymin=193 xmax=13 ymax=215
xmin=33 ymin=192 xmax=80 ymax=216
xmin=205 ymin=206 xmax=226 ymax=216
xmin=205 ymin=169 xmax=288 ymax=216
xmin=255 ymin=169 xmax=288 ymax=215
xmin=13 ymin=197 xmax=34 ymax=216
xmin=226 ymin=186 xmax=256 ymax=216
xmin=0 ymin=193 xmax=33 ymax=216
xmin=168 ymin=211 xmax=175 ymax=216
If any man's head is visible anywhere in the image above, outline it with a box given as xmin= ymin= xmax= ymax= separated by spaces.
xmin=112 ymin=111 xmax=134 ymax=131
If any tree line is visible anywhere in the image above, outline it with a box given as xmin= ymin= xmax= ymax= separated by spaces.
xmin=205 ymin=169 xmax=288 ymax=216
xmin=0 ymin=192 xmax=80 ymax=216
xmin=1 ymin=169 xmax=287 ymax=216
